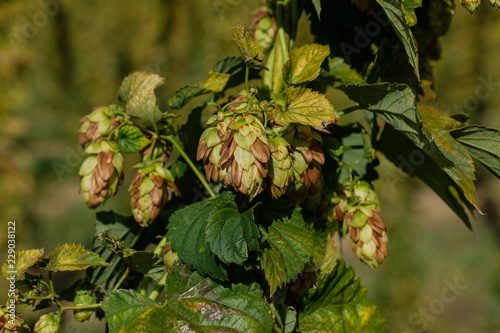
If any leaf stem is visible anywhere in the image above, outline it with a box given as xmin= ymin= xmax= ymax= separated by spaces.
xmin=60 ymin=303 xmax=102 ymax=311
xmin=111 ymin=267 xmax=130 ymax=293
xmin=290 ymin=0 xmax=299 ymax=48
xmin=162 ymin=135 xmax=216 ymax=199
xmin=148 ymin=271 xmax=168 ymax=301
xmin=276 ymin=0 xmax=289 ymax=64
xmin=245 ymin=65 xmax=250 ymax=95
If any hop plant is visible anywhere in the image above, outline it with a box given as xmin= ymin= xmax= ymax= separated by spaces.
xmin=197 ymin=100 xmax=270 ymax=199
xmin=79 ymin=140 xmax=124 ymax=208
xmin=34 ymin=313 xmax=61 ymax=333
xmin=78 ymin=105 xmax=123 ymax=146
xmin=490 ymin=0 xmax=500 ymax=10
xmin=129 ymin=162 xmax=179 ymax=226
xmin=73 ymin=288 xmax=97 ymax=322
xmin=282 ymin=125 xmax=325 ymax=198
xmin=0 ymin=305 xmax=29 ymax=333
xmin=342 ymin=180 xmax=389 ymax=268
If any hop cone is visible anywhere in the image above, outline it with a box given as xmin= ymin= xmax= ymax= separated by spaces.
xmin=265 ymin=131 xmax=293 ymax=199
xmin=73 ymin=289 xmax=97 ymax=322
xmin=283 ymin=125 xmax=325 ymax=195
xmin=78 ymin=105 xmax=122 ymax=146
xmin=34 ymin=313 xmax=61 ymax=333
xmin=459 ymin=0 xmax=481 ymax=13
xmin=428 ymin=0 xmax=455 ymax=36
xmin=252 ymin=7 xmax=277 ymax=53
xmin=197 ymin=110 xmax=270 ymax=198
xmin=489 ymin=0 xmax=500 ymax=10
xmin=0 ymin=305 xmax=29 ymax=333
xmin=79 ymin=141 xmax=124 ymax=208
xmin=130 ymin=163 xmax=178 ymax=227
xmin=344 ymin=181 xmax=388 ymax=268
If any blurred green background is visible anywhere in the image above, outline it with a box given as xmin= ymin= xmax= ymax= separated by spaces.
xmin=0 ymin=1 xmax=499 ymax=332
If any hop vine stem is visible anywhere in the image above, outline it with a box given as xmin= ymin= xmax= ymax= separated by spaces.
xmin=162 ymin=135 xmax=216 ymax=199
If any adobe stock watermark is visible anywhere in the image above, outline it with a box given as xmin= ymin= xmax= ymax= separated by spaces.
xmin=340 ymin=9 xmax=390 ymax=62
xmin=8 ymin=0 xmax=71 ymax=50
xmin=52 ymin=144 xmax=85 ymax=182
xmin=446 ymin=75 xmax=500 ymax=114
xmin=402 ymin=278 xmax=467 ymax=333
xmin=213 ymin=0 xmax=244 ymax=21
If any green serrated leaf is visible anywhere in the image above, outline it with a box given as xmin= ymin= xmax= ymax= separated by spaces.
xmin=419 ymin=104 xmax=478 ymax=209
xmin=44 ymin=243 xmax=108 ymax=272
xmin=118 ymin=71 xmax=165 ymax=126
xmin=169 ymin=160 xmax=187 ymax=179
xmin=402 ymin=0 xmax=422 ymax=26
xmin=338 ymin=83 xmax=424 ymax=145
xmin=205 ymin=202 xmax=259 ymax=265
xmin=375 ymin=0 xmax=419 ymax=79
xmin=376 ymin=125 xmax=473 ymax=229
xmin=298 ymin=259 xmax=388 ymax=333
xmin=2 ymin=249 xmax=43 ymax=280
xmin=311 ymin=0 xmax=322 ymax=18
xmin=273 ymin=87 xmax=335 ymax=130
xmin=284 ymin=44 xmax=330 ymax=85
xmin=105 ymin=266 xmax=274 ymax=332
xmin=116 ymin=125 xmax=150 ymax=154
xmin=102 ymin=289 xmax=160 ymax=333
xmin=200 ymin=72 xmax=230 ymax=92
xmin=272 ymin=303 xmax=297 ymax=333
xmin=451 ymin=125 xmax=500 ymax=179
xmin=258 ymin=208 xmax=314 ymax=296
xmin=230 ymin=24 xmax=264 ymax=69
xmin=167 ymin=193 xmax=237 ymax=280
xmin=324 ymin=57 xmax=364 ymax=85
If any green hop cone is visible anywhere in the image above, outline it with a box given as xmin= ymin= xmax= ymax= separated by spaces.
xmin=459 ymin=0 xmax=481 ymax=13
xmin=78 ymin=105 xmax=123 ymax=146
xmin=0 ymin=304 xmax=29 ymax=333
xmin=489 ymin=0 xmax=500 ymax=10
xmin=34 ymin=312 xmax=61 ymax=333
xmin=73 ymin=289 xmax=97 ymax=322
xmin=252 ymin=7 xmax=277 ymax=53
xmin=282 ymin=125 xmax=325 ymax=201
xmin=129 ymin=163 xmax=179 ymax=227
xmin=264 ymin=129 xmax=293 ymax=199
xmin=343 ymin=180 xmax=388 ymax=268
xmin=79 ymin=140 xmax=124 ymax=208
xmin=428 ymin=0 xmax=455 ymax=36
xmin=197 ymin=104 xmax=270 ymax=199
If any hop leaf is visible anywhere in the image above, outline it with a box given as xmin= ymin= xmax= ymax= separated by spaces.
xmin=44 ymin=243 xmax=108 ymax=272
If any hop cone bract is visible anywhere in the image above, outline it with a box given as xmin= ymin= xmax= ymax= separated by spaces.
xmin=0 ymin=305 xmax=29 ymax=333
xmin=73 ymin=289 xmax=97 ymax=322
xmin=34 ymin=313 xmax=61 ymax=333
xmin=78 ymin=105 xmax=122 ymax=146
xmin=265 ymin=130 xmax=293 ymax=199
xmin=79 ymin=140 xmax=124 ymax=208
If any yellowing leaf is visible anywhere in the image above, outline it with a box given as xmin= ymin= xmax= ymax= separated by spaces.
xmin=200 ymin=72 xmax=230 ymax=92
xmin=2 ymin=249 xmax=43 ymax=280
xmin=273 ymin=87 xmax=335 ymax=130
xmin=45 ymin=243 xmax=108 ymax=272
xmin=230 ymin=24 xmax=263 ymax=69
xmin=118 ymin=71 xmax=165 ymax=126
xmin=419 ymin=104 xmax=478 ymax=208
xmin=284 ymin=44 xmax=330 ymax=85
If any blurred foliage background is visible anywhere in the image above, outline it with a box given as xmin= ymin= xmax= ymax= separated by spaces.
xmin=0 ymin=0 xmax=499 ymax=332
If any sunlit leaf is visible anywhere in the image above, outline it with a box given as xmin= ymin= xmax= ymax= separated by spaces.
xmin=402 ymin=0 xmax=422 ymax=26
xmin=283 ymin=44 xmax=330 ymax=85
xmin=230 ymin=24 xmax=264 ymax=69
xmin=45 ymin=243 xmax=108 ymax=272
xmin=258 ymin=207 xmax=314 ymax=295
xmin=311 ymin=0 xmax=322 ymax=18
xmin=273 ymin=87 xmax=335 ymax=130
xmin=2 ymin=249 xmax=43 ymax=280
xmin=298 ymin=260 xmax=388 ymax=333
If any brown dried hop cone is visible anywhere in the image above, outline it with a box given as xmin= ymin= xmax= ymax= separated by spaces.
xmin=282 ymin=125 xmax=325 ymax=195
xmin=343 ymin=180 xmax=388 ymax=268
xmin=130 ymin=162 xmax=179 ymax=227
xmin=197 ymin=109 xmax=270 ymax=198
xmin=0 ymin=305 xmax=29 ymax=333
xmin=79 ymin=140 xmax=124 ymax=208
xmin=78 ymin=105 xmax=123 ymax=146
